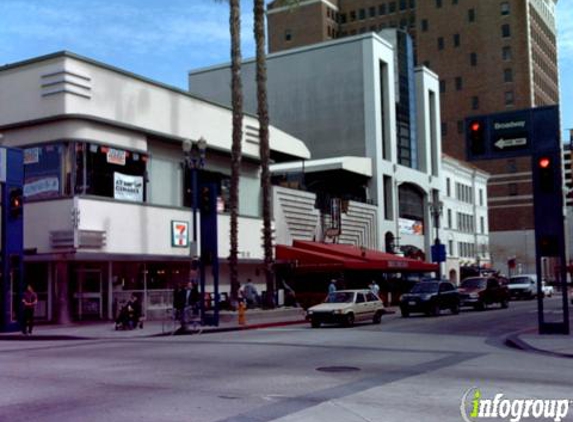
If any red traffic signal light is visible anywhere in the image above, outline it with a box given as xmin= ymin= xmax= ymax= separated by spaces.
xmin=8 ymin=187 xmax=23 ymax=219
xmin=538 ymin=157 xmax=551 ymax=169
xmin=470 ymin=122 xmax=481 ymax=132
xmin=468 ymin=120 xmax=486 ymax=155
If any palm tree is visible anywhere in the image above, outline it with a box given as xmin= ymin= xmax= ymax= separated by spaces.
xmin=228 ymin=0 xmax=243 ymax=307
xmin=253 ymin=0 xmax=274 ymax=308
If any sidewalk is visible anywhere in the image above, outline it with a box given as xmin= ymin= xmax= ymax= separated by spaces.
xmin=0 ymin=307 xmax=308 ymax=341
xmin=506 ymin=331 xmax=573 ymax=358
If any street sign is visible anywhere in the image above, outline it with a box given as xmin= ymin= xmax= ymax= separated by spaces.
xmin=493 ymin=137 xmax=528 ymax=151
xmin=431 ymin=244 xmax=446 ymax=263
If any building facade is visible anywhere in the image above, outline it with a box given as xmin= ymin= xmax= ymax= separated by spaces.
xmin=441 ymin=155 xmax=490 ymax=284
xmin=0 ymin=52 xmax=309 ymax=323
xmin=190 ymin=32 xmax=444 ymax=261
xmin=265 ymin=0 xmax=559 ymax=273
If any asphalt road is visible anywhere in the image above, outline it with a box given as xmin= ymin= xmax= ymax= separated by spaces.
xmin=0 ymin=297 xmax=571 ymax=422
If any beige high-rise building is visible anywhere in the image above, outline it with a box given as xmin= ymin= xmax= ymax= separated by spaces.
xmin=267 ymin=0 xmax=560 ymax=271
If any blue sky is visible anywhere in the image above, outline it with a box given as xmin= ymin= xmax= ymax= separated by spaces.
xmin=0 ymin=0 xmax=571 ymax=140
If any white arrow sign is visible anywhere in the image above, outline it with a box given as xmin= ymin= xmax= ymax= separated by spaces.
xmin=494 ymin=137 xmax=528 ymax=149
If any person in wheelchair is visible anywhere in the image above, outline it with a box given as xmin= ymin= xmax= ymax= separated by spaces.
xmin=115 ymin=294 xmax=143 ymax=330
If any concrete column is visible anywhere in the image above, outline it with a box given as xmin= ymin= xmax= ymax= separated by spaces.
xmin=55 ymin=259 xmax=71 ymax=325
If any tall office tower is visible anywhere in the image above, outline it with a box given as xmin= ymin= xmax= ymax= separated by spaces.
xmin=267 ymin=0 xmax=559 ymax=271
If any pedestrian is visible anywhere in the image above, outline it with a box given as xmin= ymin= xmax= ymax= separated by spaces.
xmin=21 ymin=284 xmax=38 ymax=335
xmin=369 ymin=280 xmax=380 ymax=297
xmin=243 ymin=279 xmax=259 ymax=309
xmin=128 ymin=294 xmax=143 ymax=329
xmin=328 ymin=279 xmax=337 ymax=294
xmin=189 ymin=281 xmax=200 ymax=316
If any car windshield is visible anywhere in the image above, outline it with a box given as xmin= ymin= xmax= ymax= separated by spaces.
xmin=509 ymin=277 xmax=533 ymax=285
xmin=461 ymin=278 xmax=486 ymax=289
xmin=410 ymin=283 xmax=438 ymax=293
xmin=325 ymin=292 xmax=355 ymax=303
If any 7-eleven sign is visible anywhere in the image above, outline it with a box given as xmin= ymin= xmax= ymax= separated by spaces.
xmin=171 ymin=221 xmax=189 ymax=247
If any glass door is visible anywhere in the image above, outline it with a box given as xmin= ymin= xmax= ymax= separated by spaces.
xmin=73 ymin=268 xmax=102 ymax=320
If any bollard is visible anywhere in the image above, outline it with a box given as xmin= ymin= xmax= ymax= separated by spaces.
xmin=238 ymin=301 xmax=247 ymax=326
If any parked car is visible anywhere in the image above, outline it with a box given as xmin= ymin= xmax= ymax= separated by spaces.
xmin=508 ymin=274 xmax=538 ymax=300
xmin=306 ymin=290 xmax=385 ymax=328
xmin=541 ymin=281 xmax=554 ymax=298
xmin=399 ymin=280 xmax=460 ymax=317
xmin=459 ymin=277 xmax=510 ymax=310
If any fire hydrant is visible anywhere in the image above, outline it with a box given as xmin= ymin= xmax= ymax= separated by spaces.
xmin=238 ymin=301 xmax=247 ymax=326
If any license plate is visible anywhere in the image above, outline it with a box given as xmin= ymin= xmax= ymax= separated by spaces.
xmin=409 ymin=301 xmax=416 ymax=306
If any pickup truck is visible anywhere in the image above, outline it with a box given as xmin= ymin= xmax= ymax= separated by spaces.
xmin=458 ymin=277 xmax=510 ymax=310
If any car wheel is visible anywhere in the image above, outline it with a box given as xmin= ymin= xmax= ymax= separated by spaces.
xmin=311 ymin=319 xmax=321 ymax=328
xmin=500 ymin=299 xmax=509 ymax=309
xmin=475 ymin=301 xmax=485 ymax=311
xmin=372 ymin=311 xmax=382 ymax=324
xmin=344 ymin=313 xmax=355 ymax=327
xmin=400 ymin=307 xmax=410 ymax=318
xmin=451 ymin=303 xmax=460 ymax=315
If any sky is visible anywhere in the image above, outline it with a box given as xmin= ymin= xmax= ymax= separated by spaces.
xmin=0 ymin=0 xmax=572 ymax=140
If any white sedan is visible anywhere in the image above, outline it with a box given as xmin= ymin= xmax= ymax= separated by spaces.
xmin=542 ymin=281 xmax=554 ymax=298
xmin=306 ymin=289 xmax=385 ymax=328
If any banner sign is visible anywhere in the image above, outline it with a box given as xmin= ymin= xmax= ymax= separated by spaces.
xmin=171 ymin=220 xmax=189 ymax=247
xmin=107 ymin=148 xmax=126 ymax=166
xmin=399 ymin=218 xmax=423 ymax=235
xmin=114 ymin=172 xmax=143 ymax=202
xmin=23 ymin=176 xmax=60 ymax=199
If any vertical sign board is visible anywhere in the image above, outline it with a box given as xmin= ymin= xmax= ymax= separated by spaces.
xmin=1 ymin=147 xmax=24 ymax=333
xmin=199 ymin=182 xmax=219 ymax=326
xmin=466 ymin=106 xmax=569 ymax=334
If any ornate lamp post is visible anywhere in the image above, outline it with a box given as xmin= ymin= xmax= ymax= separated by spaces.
xmin=429 ymin=200 xmax=444 ymax=280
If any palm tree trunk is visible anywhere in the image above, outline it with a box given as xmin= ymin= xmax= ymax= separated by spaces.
xmin=229 ymin=0 xmax=243 ymax=307
xmin=254 ymin=0 xmax=274 ymax=308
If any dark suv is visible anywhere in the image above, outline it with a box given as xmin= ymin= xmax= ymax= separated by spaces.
xmin=400 ymin=280 xmax=460 ymax=317
xmin=459 ymin=277 xmax=510 ymax=310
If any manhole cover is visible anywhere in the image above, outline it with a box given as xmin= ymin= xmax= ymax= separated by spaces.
xmin=316 ymin=366 xmax=361 ymax=373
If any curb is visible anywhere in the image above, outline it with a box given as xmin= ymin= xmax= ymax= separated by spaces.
xmin=505 ymin=334 xmax=573 ymax=359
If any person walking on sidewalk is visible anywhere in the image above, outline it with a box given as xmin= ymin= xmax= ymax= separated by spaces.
xmin=369 ymin=280 xmax=380 ymax=298
xmin=21 ymin=285 xmax=38 ymax=335
xmin=328 ymin=279 xmax=337 ymax=294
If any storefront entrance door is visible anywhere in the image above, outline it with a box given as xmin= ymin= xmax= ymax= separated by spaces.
xmin=73 ymin=269 xmax=103 ymax=320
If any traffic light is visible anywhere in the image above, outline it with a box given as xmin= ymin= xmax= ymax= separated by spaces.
xmin=200 ymin=185 xmax=211 ymax=214
xmin=8 ymin=187 xmax=23 ymax=219
xmin=537 ymin=156 xmax=554 ymax=193
xmin=539 ymin=235 xmax=558 ymax=256
xmin=468 ymin=120 xmax=486 ymax=156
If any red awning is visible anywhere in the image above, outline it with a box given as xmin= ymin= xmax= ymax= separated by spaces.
xmin=276 ymin=241 xmax=438 ymax=273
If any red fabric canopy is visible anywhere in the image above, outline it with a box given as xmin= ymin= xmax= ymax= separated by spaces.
xmin=276 ymin=240 xmax=438 ymax=273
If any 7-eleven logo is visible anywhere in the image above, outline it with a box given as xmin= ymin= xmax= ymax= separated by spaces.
xmin=172 ymin=221 xmax=189 ymax=247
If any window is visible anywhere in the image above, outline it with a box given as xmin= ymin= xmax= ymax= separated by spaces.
xmin=24 ymin=143 xmax=68 ymax=200
xmin=436 ymin=0 xmax=442 ymax=8
xmin=458 ymin=120 xmax=464 ymax=134
xmin=446 ymin=178 xmax=451 ymax=196
xmin=505 ymin=90 xmax=514 ymax=106
xmin=452 ymin=0 xmax=458 ymax=4
xmin=449 ymin=240 xmax=454 ymax=256
xmin=410 ymin=0 xmax=416 ymax=7
xmin=480 ymin=216 xmax=485 ymax=233
xmin=468 ymin=8 xmax=475 ymax=22
xmin=502 ymin=46 xmax=512 ymax=61
xmin=504 ymin=68 xmax=513 ymax=83
xmin=455 ymin=76 xmax=462 ymax=90
xmin=340 ymin=13 xmax=347 ymax=24
xmin=453 ymin=33 xmax=460 ymax=47
xmin=379 ymin=4 xmax=387 ymax=15
xmin=359 ymin=8 xmax=366 ymax=20
xmin=356 ymin=293 xmax=366 ymax=303
xmin=400 ymin=0 xmax=407 ymax=11
xmin=448 ymin=209 xmax=452 ymax=227
xmin=508 ymin=183 xmax=518 ymax=196
xmin=285 ymin=29 xmax=292 ymax=41
xmin=472 ymin=96 xmax=479 ymax=110
xmin=479 ymin=189 xmax=483 ymax=206
xmin=442 ymin=122 xmax=448 ymax=135
xmin=507 ymin=159 xmax=517 ymax=173
xmin=389 ymin=2 xmax=396 ymax=13
xmin=501 ymin=2 xmax=510 ymax=15
xmin=440 ymin=79 xmax=446 ymax=93
xmin=421 ymin=19 xmax=428 ymax=31
xmin=502 ymin=24 xmax=511 ymax=38
xmin=470 ymin=52 xmax=477 ymax=66
xmin=369 ymin=6 xmax=376 ymax=17
xmin=350 ymin=10 xmax=356 ymax=21
xmin=438 ymin=37 xmax=444 ymax=50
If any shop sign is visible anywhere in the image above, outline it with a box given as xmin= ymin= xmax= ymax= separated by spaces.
xmin=107 ymin=148 xmax=126 ymax=166
xmin=171 ymin=220 xmax=189 ymax=247
xmin=399 ymin=218 xmax=423 ymax=235
xmin=24 ymin=147 xmax=40 ymax=165
xmin=24 ymin=176 xmax=60 ymax=199
xmin=114 ymin=172 xmax=143 ymax=202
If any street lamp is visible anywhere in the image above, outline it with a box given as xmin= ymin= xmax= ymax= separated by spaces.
xmin=429 ymin=200 xmax=444 ymax=280
xmin=182 ymin=137 xmax=207 ymax=248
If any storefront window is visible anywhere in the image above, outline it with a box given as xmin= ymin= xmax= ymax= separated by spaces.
xmin=183 ymin=169 xmax=230 ymax=212
xmin=23 ymin=144 xmax=66 ymax=200
xmin=75 ymin=142 xmax=147 ymax=202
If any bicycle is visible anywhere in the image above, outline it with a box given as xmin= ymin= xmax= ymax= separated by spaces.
xmin=162 ymin=306 xmax=203 ymax=336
